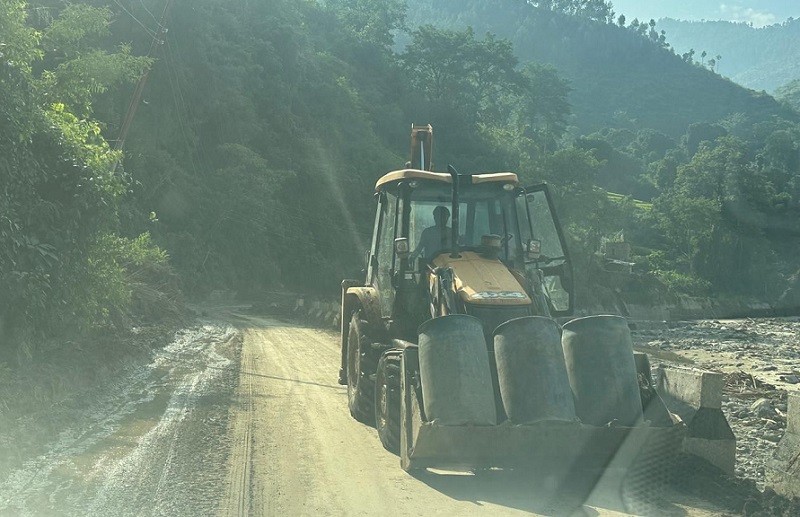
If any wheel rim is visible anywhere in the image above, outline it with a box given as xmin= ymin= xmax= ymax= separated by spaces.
xmin=377 ymin=378 xmax=388 ymax=431
xmin=347 ymin=321 xmax=359 ymax=405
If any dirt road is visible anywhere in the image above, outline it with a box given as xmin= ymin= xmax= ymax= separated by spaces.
xmin=216 ymin=314 xmax=609 ymax=517
xmin=6 ymin=310 xmax=791 ymax=516
xmin=1 ymin=313 xmax=599 ymax=516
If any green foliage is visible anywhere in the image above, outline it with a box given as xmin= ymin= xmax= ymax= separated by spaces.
xmin=71 ymin=233 xmax=169 ymax=329
xmin=405 ymin=0 xmax=795 ymax=137
xmin=649 ymin=134 xmax=797 ymax=296
xmin=3 ymin=0 xmax=800 ymax=329
xmin=325 ymin=0 xmax=407 ymax=49
xmin=0 ymin=0 xmax=159 ymax=340
xmin=775 ymin=79 xmax=800 ymax=113
xmin=401 ymin=25 xmax=523 ymax=121
xmin=516 ymin=63 xmax=572 ymax=153
xmin=652 ymin=267 xmax=712 ymax=295
xmin=0 ymin=0 xmax=42 ymax=72
xmin=658 ymin=18 xmax=800 ymax=92
xmin=39 ymin=47 xmax=151 ymax=115
xmin=530 ymin=0 xmax=614 ymax=22
xmin=41 ymin=4 xmax=110 ymax=52
xmin=398 ymin=24 xmax=572 ymax=171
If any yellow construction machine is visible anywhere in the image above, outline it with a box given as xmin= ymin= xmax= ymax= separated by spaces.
xmin=338 ymin=126 xmax=727 ymax=496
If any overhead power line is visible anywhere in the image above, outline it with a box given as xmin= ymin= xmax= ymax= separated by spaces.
xmin=111 ymin=0 xmax=158 ymax=39
xmin=115 ymin=0 xmax=174 ymax=157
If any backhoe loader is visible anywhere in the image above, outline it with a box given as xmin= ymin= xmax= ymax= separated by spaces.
xmin=338 ymin=126 xmax=717 ymax=489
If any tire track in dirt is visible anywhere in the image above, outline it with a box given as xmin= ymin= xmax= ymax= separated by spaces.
xmin=222 ymin=315 xmax=571 ymax=516
xmin=220 ymin=328 xmax=256 ymax=517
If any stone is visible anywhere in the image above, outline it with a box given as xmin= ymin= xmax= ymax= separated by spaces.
xmin=751 ymin=398 xmax=776 ymax=419
xmin=766 ymin=393 xmax=800 ymax=498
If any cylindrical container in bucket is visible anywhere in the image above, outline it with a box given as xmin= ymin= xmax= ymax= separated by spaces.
xmin=561 ymin=315 xmax=642 ymax=427
xmin=418 ymin=315 xmax=497 ymax=425
xmin=494 ymin=316 xmax=577 ymax=423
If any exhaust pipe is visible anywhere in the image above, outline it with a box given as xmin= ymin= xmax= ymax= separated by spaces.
xmin=410 ymin=124 xmax=433 ymax=170
xmin=447 ymin=164 xmax=461 ymax=259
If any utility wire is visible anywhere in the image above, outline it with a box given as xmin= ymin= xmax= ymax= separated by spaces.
xmin=111 ymin=0 xmax=158 ymax=39
xmin=115 ymin=0 xmax=173 ymax=156
xmin=160 ymin=34 xmax=201 ymax=179
xmin=138 ymin=0 xmax=163 ymax=27
xmin=164 ymin=27 xmax=215 ymax=172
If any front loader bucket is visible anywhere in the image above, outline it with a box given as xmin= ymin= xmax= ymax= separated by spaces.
xmin=399 ymin=346 xmax=685 ymax=510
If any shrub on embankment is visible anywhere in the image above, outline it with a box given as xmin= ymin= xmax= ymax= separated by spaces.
xmin=0 ymin=1 xmax=182 ymax=353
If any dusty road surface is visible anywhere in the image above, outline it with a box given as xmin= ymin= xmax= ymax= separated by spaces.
xmin=4 ymin=309 xmax=793 ymax=516
xmin=218 ymin=315 xmax=595 ymax=517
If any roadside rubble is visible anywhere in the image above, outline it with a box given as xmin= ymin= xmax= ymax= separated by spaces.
xmin=632 ymin=317 xmax=800 ymax=488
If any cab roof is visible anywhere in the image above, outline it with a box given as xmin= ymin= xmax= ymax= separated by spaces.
xmin=375 ymin=169 xmax=519 ymax=192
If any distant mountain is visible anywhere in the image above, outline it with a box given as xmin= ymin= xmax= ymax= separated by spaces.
xmin=657 ymin=18 xmax=800 ymax=93
xmin=403 ymin=0 xmax=795 ymax=137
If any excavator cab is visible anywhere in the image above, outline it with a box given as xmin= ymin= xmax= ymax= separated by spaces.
xmin=359 ymin=129 xmax=573 ymax=345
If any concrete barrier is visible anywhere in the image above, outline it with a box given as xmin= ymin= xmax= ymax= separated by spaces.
xmin=655 ymin=366 xmax=736 ymax=474
xmin=290 ymin=298 xmax=341 ymax=329
xmin=766 ymin=393 xmax=800 ymax=499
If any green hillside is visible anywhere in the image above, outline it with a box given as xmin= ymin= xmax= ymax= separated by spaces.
xmin=404 ymin=0 xmax=796 ymax=136
xmin=2 ymin=0 xmax=799 ymax=345
xmin=657 ymin=18 xmax=800 ymax=93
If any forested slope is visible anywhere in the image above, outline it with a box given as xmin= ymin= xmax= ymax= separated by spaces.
xmin=2 ymin=0 xmax=800 ymax=349
xmin=404 ymin=0 xmax=796 ymax=136
xmin=658 ymin=18 xmax=800 ymax=93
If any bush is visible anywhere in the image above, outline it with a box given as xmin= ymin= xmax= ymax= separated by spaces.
xmin=74 ymin=233 xmax=177 ymax=329
xmin=653 ymin=269 xmax=711 ymax=296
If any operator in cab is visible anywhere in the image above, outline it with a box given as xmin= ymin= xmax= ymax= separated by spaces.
xmin=411 ymin=206 xmax=453 ymax=262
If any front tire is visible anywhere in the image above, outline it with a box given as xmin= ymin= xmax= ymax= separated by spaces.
xmin=375 ymin=350 xmax=402 ymax=453
xmin=347 ymin=311 xmax=376 ymax=425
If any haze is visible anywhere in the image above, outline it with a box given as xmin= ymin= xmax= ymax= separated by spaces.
xmin=612 ymin=0 xmax=800 ymax=26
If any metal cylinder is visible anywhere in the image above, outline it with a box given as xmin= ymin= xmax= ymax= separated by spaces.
xmin=418 ymin=315 xmax=497 ymax=426
xmin=494 ymin=317 xmax=577 ymax=423
xmin=561 ymin=315 xmax=643 ymax=427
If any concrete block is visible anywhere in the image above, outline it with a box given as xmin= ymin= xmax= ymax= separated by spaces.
xmin=657 ymin=366 xmax=724 ymax=410
xmin=766 ymin=393 xmax=800 ymax=499
xmin=656 ymin=366 xmax=735 ymax=475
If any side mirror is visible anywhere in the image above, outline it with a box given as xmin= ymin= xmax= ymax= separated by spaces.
xmin=526 ymin=239 xmax=542 ymax=261
xmin=394 ymin=237 xmax=410 ymax=260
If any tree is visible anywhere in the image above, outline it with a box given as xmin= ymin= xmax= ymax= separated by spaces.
xmin=401 ymin=25 xmax=524 ymax=122
xmin=652 ymin=136 xmax=786 ymax=295
xmin=685 ymin=122 xmax=727 ymax=156
xmin=325 ymin=0 xmax=406 ymax=50
xmin=515 ymin=63 xmax=572 ymax=153
xmin=775 ymin=79 xmax=800 ymax=112
xmin=529 ymin=0 xmax=614 ymax=22
xmin=0 ymin=0 xmax=158 ymax=334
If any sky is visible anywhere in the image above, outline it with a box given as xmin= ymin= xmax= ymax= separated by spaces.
xmin=610 ymin=0 xmax=800 ymax=27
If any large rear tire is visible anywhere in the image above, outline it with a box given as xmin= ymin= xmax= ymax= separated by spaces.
xmin=375 ymin=350 xmax=402 ymax=454
xmin=347 ymin=311 xmax=376 ymax=425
